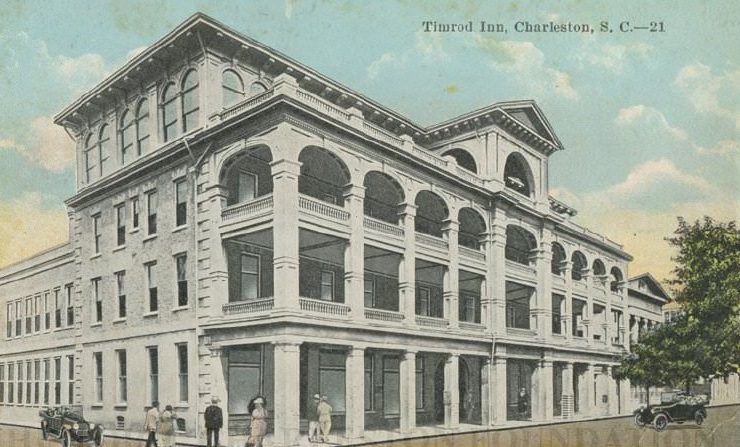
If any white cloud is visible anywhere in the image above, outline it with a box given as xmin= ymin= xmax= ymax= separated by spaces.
xmin=608 ymin=158 xmax=712 ymax=198
xmin=574 ymin=41 xmax=651 ymax=72
xmin=474 ymin=36 xmax=579 ymax=100
xmin=674 ymin=63 xmax=740 ymax=129
xmin=55 ymin=52 xmax=111 ymax=94
xmin=126 ymin=46 xmax=148 ymax=61
xmin=367 ymin=52 xmax=399 ymax=80
xmin=284 ymin=0 xmax=297 ymax=19
xmin=0 ymin=116 xmax=75 ymax=172
xmin=414 ymin=29 xmax=448 ymax=61
xmin=615 ymin=104 xmax=688 ymax=141
xmin=694 ymin=139 xmax=739 ymax=157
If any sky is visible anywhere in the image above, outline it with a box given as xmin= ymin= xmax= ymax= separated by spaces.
xmin=0 ymin=0 xmax=737 ymax=286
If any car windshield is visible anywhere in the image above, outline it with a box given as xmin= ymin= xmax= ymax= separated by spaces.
xmin=62 ymin=405 xmax=84 ymax=418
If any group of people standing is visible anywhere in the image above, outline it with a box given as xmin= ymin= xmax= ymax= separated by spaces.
xmin=307 ymin=394 xmax=333 ymax=443
xmin=204 ymin=395 xmax=268 ymax=447
xmin=143 ymin=401 xmax=178 ymax=447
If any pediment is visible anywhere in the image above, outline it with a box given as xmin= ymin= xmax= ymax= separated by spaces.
xmin=500 ymin=102 xmax=562 ymax=149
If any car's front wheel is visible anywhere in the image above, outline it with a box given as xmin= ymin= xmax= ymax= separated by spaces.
xmin=94 ymin=429 xmax=104 ymax=447
xmin=634 ymin=413 xmax=646 ymax=427
xmin=61 ymin=429 xmax=72 ymax=447
xmin=654 ymin=413 xmax=668 ymax=432
xmin=694 ymin=411 xmax=705 ymax=426
xmin=40 ymin=422 xmax=48 ymax=440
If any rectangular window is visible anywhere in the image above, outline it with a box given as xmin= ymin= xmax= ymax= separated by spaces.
xmin=146 ymin=262 xmax=158 ymax=312
xmin=17 ymin=362 xmax=23 ymax=404
xmin=0 ymin=363 xmax=4 ymax=404
xmin=66 ymin=284 xmax=74 ymax=326
xmin=320 ymin=271 xmax=335 ymax=301
xmin=34 ymin=359 xmax=40 ymax=405
xmin=43 ymin=359 xmax=49 ymax=405
xmin=415 ymin=357 xmax=424 ymax=409
xmin=8 ymin=363 xmax=14 ymax=404
xmin=175 ymin=179 xmax=187 ymax=227
xmin=177 ymin=344 xmax=188 ymax=402
xmin=92 ymin=278 xmax=102 ymax=323
xmin=34 ymin=295 xmax=41 ymax=332
xmin=15 ymin=301 xmax=22 ymax=336
xmin=238 ymin=171 xmax=257 ymax=202
xmin=461 ymin=294 xmax=477 ymax=323
xmin=25 ymin=297 xmax=32 ymax=334
xmin=146 ymin=190 xmax=157 ymax=235
xmin=44 ymin=292 xmax=50 ymax=330
xmin=55 ymin=291 xmax=62 ymax=329
xmin=416 ymin=287 xmax=431 ymax=316
xmin=92 ymin=214 xmax=101 ymax=254
xmin=67 ymin=355 xmax=74 ymax=405
xmin=319 ymin=350 xmax=346 ymax=413
xmin=25 ymin=361 xmax=32 ymax=404
xmin=148 ymin=347 xmax=159 ymax=403
xmin=116 ymin=271 xmax=126 ymax=318
xmin=116 ymin=204 xmax=126 ymax=246
xmin=240 ymin=253 xmax=259 ymax=301
xmin=364 ymin=278 xmax=375 ymax=308
xmin=116 ymin=350 xmax=127 ymax=403
xmin=6 ymin=303 xmax=11 ymax=338
xmin=54 ymin=357 xmax=61 ymax=405
xmin=93 ymin=352 xmax=103 ymax=403
xmin=176 ymin=254 xmax=188 ymax=307
xmin=131 ymin=197 xmax=140 ymax=229
xmin=383 ymin=357 xmax=400 ymax=415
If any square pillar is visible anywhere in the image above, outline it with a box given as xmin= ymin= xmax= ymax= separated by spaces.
xmin=606 ymin=366 xmax=618 ymax=415
xmin=534 ymin=231 xmax=554 ymax=340
xmin=399 ymin=351 xmax=416 ymax=434
xmin=273 ymin=342 xmax=301 ymax=447
xmin=489 ymin=218 xmax=507 ymax=335
xmin=582 ymin=363 xmax=596 ymax=417
xmin=480 ymin=358 xmax=493 ymax=426
xmin=398 ymin=204 xmax=417 ymax=324
xmin=345 ymin=347 xmax=365 ymax=439
xmin=344 ymin=185 xmax=366 ymax=321
xmin=444 ymin=354 xmax=460 ymax=428
xmin=442 ymin=219 xmax=459 ymax=329
xmin=204 ymin=345 xmax=229 ymax=446
xmin=271 ymin=160 xmax=302 ymax=310
xmin=561 ymin=362 xmax=574 ymax=418
xmin=491 ymin=357 xmax=507 ymax=424
xmin=533 ymin=358 xmax=553 ymax=421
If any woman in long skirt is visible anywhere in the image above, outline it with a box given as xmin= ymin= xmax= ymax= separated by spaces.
xmin=158 ymin=405 xmax=177 ymax=447
xmin=247 ymin=396 xmax=268 ymax=447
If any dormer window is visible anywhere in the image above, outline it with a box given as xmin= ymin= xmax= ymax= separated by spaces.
xmin=136 ymin=99 xmax=150 ymax=155
xmin=222 ymin=69 xmax=244 ymax=108
xmin=250 ymin=82 xmax=267 ymax=96
xmin=503 ymin=153 xmax=533 ymax=197
xmin=181 ymin=70 xmax=200 ymax=132
xmin=162 ymin=83 xmax=177 ymax=142
xmin=98 ymin=124 xmax=112 ymax=177
xmin=84 ymin=133 xmax=97 ymax=183
xmin=120 ymin=111 xmax=134 ymax=164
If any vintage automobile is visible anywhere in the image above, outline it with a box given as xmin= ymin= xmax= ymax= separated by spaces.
xmin=39 ymin=406 xmax=104 ymax=446
xmin=633 ymin=391 xmax=708 ymax=431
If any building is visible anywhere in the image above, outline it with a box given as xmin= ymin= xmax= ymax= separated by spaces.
xmin=1 ymin=13 xmax=646 ymax=446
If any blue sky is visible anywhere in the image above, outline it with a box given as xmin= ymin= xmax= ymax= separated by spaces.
xmin=0 ymin=0 xmax=737 ymax=284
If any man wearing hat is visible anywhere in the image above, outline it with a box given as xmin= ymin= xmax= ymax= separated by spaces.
xmin=308 ymin=394 xmax=320 ymax=442
xmin=205 ymin=396 xmax=223 ymax=447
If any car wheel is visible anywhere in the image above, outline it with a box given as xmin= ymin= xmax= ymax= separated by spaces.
xmin=654 ymin=413 xmax=668 ymax=432
xmin=41 ymin=422 xmax=48 ymax=440
xmin=634 ymin=413 xmax=646 ymax=427
xmin=62 ymin=429 xmax=72 ymax=447
xmin=695 ymin=411 xmax=705 ymax=426
xmin=94 ymin=429 xmax=104 ymax=447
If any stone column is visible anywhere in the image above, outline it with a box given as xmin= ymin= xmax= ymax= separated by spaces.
xmin=606 ymin=366 xmax=618 ymax=415
xmin=480 ymin=358 xmax=493 ymax=426
xmin=273 ymin=342 xmax=301 ymax=447
xmin=206 ymin=345 xmax=229 ymax=446
xmin=345 ymin=347 xmax=365 ymax=440
xmin=398 ymin=204 xmax=417 ymax=324
xmin=489 ymin=212 xmax=507 ymax=335
xmin=491 ymin=357 xmax=508 ymax=424
xmin=399 ymin=351 xmax=417 ymax=434
xmin=271 ymin=159 xmax=302 ymax=310
xmin=581 ymin=269 xmax=593 ymax=344
xmin=583 ymin=363 xmax=596 ymax=417
xmin=207 ymin=184 xmax=229 ymax=315
xmin=444 ymin=354 xmax=460 ymax=428
xmin=344 ymin=185 xmax=366 ymax=321
xmin=532 ymin=357 xmax=554 ymax=421
xmin=561 ymin=362 xmax=575 ymax=418
xmin=619 ymin=378 xmax=631 ymax=415
xmin=561 ymin=261 xmax=573 ymax=339
xmin=442 ymin=219 xmax=460 ymax=329
xmin=534 ymin=230 xmax=553 ymax=340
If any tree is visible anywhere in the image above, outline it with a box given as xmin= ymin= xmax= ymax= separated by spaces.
xmin=666 ymin=217 xmax=740 ymax=377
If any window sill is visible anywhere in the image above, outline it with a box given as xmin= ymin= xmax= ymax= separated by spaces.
xmin=174 ymin=403 xmax=189 ymax=410
xmin=90 ymin=322 xmax=102 ymax=328
xmin=112 ymin=318 xmax=127 ymax=324
xmin=90 ymin=253 xmax=102 ymax=260
xmin=142 ymin=234 xmax=158 ymax=243
xmin=114 ymin=403 xmax=128 ymax=409
xmin=113 ymin=245 xmax=126 ymax=253
xmin=129 ymin=227 xmax=140 ymax=234
xmin=91 ymin=403 xmax=104 ymax=409
xmin=172 ymin=305 xmax=189 ymax=313
xmin=172 ymin=225 xmax=189 ymax=234
xmin=143 ymin=311 xmax=159 ymax=318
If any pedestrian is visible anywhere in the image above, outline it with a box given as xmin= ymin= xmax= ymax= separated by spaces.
xmin=246 ymin=396 xmax=268 ymax=447
xmin=205 ymin=396 xmax=223 ymax=447
xmin=317 ymin=395 xmax=333 ymax=442
xmin=144 ymin=401 xmax=160 ymax=447
xmin=158 ymin=405 xmax=176 ymax=447
xmin=308 ymin=393 xmax=320 ymax=442
xmin=517 ymin=387 xmax=529 ymax=419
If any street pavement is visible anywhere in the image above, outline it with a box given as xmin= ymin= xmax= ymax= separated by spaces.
xmin=0 ymin=405 xmax=737 ymax=447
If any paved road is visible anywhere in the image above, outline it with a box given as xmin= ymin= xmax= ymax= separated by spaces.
xmin=1 ymin=405 xmax=738 ymax=447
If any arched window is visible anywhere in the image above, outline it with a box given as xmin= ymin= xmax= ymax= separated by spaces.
xmin=443 ymin=148 xmax=477 ymax=173
xmin=551 ymin=242 xmax=566 ymax=275
xmin=458 ymin=208 xmax=486 ymax=250
xmin=414 ymin=191 xmax=448 ymax=237
xmin=363 ymin=172 xmax=404 ymax=224
xmin=571 ymin=251 xmax=587 ymax=281
xmin=136 ymin=99 xmax=150 ymax=156
xmin=610 ymin=267 xmax=623 ymax=292
xmin=298 ymin=147 xmax=350 ymax=206
xmin=162 ymin=83 xmax=177 ymax=142
xmin=504 ymin=153 xmax=533 ymax=197
xmin=222 ymin=70 xmax=244 ymax=108
xmin=98 ymin=124 xmax=112 ymax=176
xmin=249 ymin=82 xmax=267 ymax=96
xmin=120 ymin=111 xmax=134 ymax=164
xmin=181 ymin=70 xmax=200 ymax=132
xmin=592 ymin=259 xmax=606 ymax=276
xmin=505 ymin=225 xmax=537 ymax=265
xmin=84 ymin=133 xmax=98 ymax=183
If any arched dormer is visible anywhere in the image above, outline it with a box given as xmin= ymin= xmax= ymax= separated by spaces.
xmin=222 ymin=69 xmax=244 ymax=108
xmin=551 ymin=242 xmax=566 ymax=275
xmin=442 ymin=148 xmax=477 ymax=173
xmin=505 ymin=225 xmax=537 ymax=265
xmin=503 ymin=153 xmax=534 ymax=198
xmin=571 ymin=251 xmax=587 ymax=281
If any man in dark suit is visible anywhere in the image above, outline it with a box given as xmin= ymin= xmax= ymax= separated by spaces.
xmin=205 ymin=396 xmax=223 ymax=447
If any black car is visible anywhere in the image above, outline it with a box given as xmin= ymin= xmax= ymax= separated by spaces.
xmin=40 ymin=406 xmax=104 ymax=447
xmin=633 ymin=391 xmax=708 ymax=431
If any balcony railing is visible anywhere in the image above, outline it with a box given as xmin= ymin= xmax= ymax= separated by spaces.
xmin=221 ymin=90 xmax=276 ymax=120
xmin=298 ymin=194 xmax=350 ymax=221
xmin=296 ymin=89 xmax=352 ymax=121
xmin=365 ymin=308 xmax=404 ymax=323
xmin=415 ymin=232 xmax=449 ymax=250
xmin=221 ymin=195 xmax=274 ymax=221
xmin=459 ymin=321 xmax=486 ymax=332
xmin=363 ymin=216 xmax=404 ymax=238
xmin=459 ymin=246 xmax=485 ymax=262
xmin=415 ymin=315 xmax=449 ymax=328
xmin=223 ymin=298 xmax=274 ymax=315
xmin=299 ymin=297 xmax=350 ymax=317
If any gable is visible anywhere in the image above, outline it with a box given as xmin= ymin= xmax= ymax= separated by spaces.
xmin=501 ymin=103 xmax=561 ymax=148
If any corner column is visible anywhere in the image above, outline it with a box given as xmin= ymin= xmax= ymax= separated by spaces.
xmin=273 ymin=341 xmax=301 ymax=447
xmin=534 ymin=230 xmax=553 ymax=339
xmin=399 ymin=351 xmax=417 ymax=434
xmin=205 ymin=345 xmax=229 ymax=446
xmin=442 ymin=219 xmax=459 ymax=329
xmin=344 ymin=184 xmax=366 ymax=321
xmin=399 ymin=204 xmax=417 ymax=324
xmin=489 ymin=210 xmax=507 ymax=335
xmin=271 ymin=159 xmax=302 ymax=310
xmin=480 ymin=358 xmax=493 ymax=425
xmin=345 ymin=347 xmax=365 ymax=440
xmin=561 ymin=362 xmax=574 ymax=418
xmin=533 ymin=356 xmax=554 ymax=421
xmin=491 ymin=357 xmax=508 ymax=424
xmin=444 ymin=353 xmax=460 ymax=428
